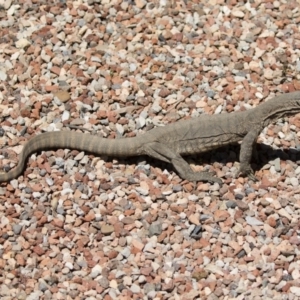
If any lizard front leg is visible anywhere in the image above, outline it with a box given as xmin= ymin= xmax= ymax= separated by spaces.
xmin=142 ymin=142 xmax=222 ymax=184
xmin=238 ymin=129 xmax=261 ymax=181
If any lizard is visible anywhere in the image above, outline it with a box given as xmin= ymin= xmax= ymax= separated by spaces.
xmin=0 ymin=91 xmax=300 ymax=184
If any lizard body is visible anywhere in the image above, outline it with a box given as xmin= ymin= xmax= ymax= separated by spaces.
xmin=1 ymin=91 xmax=300 ymax=183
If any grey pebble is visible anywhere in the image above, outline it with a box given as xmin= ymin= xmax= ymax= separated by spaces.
xmin=77 ymin=19 xmax=85 ymax=27
xmin=38 ymin=279 xmax=49 ymax=292
xmin=75 ymin=207 xmax=84 ymax=216
xmin=144 ymin=283 xmax=155 ymax=294
xmin=220 ymin=56 xmax=231 ymax=65
xmin=235 ymin=193 xmax=245 ymax=200
xmin=131 ymin=283 xmax=141 ymax=293
xmin=56 ymin=207 xmax=65 ymax=215
xmin=245 ymin=187 xmax=255 ymax=195
xmin=111 ymin=83 xmax=121 ymax=90
xmin=121 ymin=247 xmax=131 ymax=258
xmin=246 ymin=216 xmax=263 ymax=226
xmin=172 ymin=185 xmax=182 ymax=192
xmin=206 ymin=90 xmax=216 ymax=98
xmin=39 ymin=169 xmax=47 ymax=177
xmin=118 ymin=283 xmax=126 ymax=292
xmin=200 ymin=214 xmax=211 ymax=221
xmin=151 ymin=102 xmax=162 ymax=113
xmin=100 ymin=119 xmax=109 ymax=125
xmin=15 ymin=291 xmax=27 ymax=300
xmin=135 ymin=187 xmax=149 ymax=196
xmin=77 ymin=258 xmax=87 ymax=268
xmin=236 ymin=201 xmax=249 ymax=211
xmin=26 ymin=291 xmax=43 ymax=300
xmin=237 ymin=249 xmax=246 ymax=258
xmin=148 ymin=221 xmax=162 ymax=236
xmin=244 ymin=32 xmax=255 ymax=43
xmin=207 ymin=294 xmax=220 ymax=300
xmin=190 ymin=225 xmax=202 ymax=240
xmin=226 ymin=201 xmax=237 ymax=209
xmin=99 ymin=277 xmax=109 ymax=288
xmin=20 ymin=211 xmax=30 ymax=220
xmin=0 ymin=127 xmax=5 ymax=137
xmin=12 ymin=224 xmax=22 ymax=235
xmin=55 ymin=157 xmax=65 ymax=167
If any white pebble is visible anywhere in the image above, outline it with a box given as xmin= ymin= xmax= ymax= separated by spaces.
xmin=15 ymin=38 xmax=30 ymax=49
xmin=231 ymin=10 xmax=245 ymax=18
xmin=0 ymin=69 xmax=7 ymax=81
xmin=290 ymin=177 xmax=299 ymax=187
xmin=246 ymin=216 xmax=263 ymax=226
xmin=291 ymin=287 xmax=300 ymax=297
xmin=61 ymin=110 xmax=70 ymax=122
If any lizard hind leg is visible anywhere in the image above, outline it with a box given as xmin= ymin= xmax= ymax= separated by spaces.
xmin=142 ymin=142 xmax=222 ymax=184
xmin=171 ymin=156 xmax=222 ymax=184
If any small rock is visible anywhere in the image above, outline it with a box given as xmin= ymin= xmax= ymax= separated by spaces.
xmin=188 ymin=213 xmax=200 ymax=225
xmin=62 ymin=110 xmax=70 ymax=122
xmin=236 ymin=201 xmax=249 ymax=211
xmin=246 ymin=216 xmax=263 ymax=226
xmin=0 ymin=69 xmax=7 ymax=81
xmin=15 ymin=38 xmax=31 ymax=49
xmin=101 ymin=224 xmax=114 ymax=235
xmin=135 ymin=0 xmax=146 ymax=9
xmin=205 ymin=264 xmax=224 ymax=276
xmin=214 ymin=210 xmax=230 ymax=222
xmin=226 ymin=201 xmax=237 ymax=208
xmin=132 ymin=239 xmax=144 ymax=251
xmin=264 ymin=68 xmax=274 ymax=80
xmin=91 ymin=265 xmax=102 ymax=278
xmin=99 ymin=277 xmax=109 ymax=288
xmin=158 ymin=88 xmax=171 ymax=98
xmin=12 ymin=224 xmax=22 ymax=235
xmin=53 ymin=90 xmax=70 ymax=102
xmin=277 ymin=208 xmax=292 ymax=220
xmin=0 ymin=0 xmax=12 ymax=9
xmin=131 ymin=284 xmax=141 ymax=293
xmin=144 ymin=283 xmax=155 ymax=294
xmin=231 ymin=10 xmax=245 ymax=18
xmin=290 ymin=286 xmax=300 ymax=297
xmin=290 ymin=177 xmax=299 ymax=187
xmin=121 ymin=247 xmax=131 ymax=258
xmin=148 ymin=221 xmax=162 ymax=236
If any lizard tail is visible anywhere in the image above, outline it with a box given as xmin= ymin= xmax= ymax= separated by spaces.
xmin=0 ymin=131 xmax=143 ymax=182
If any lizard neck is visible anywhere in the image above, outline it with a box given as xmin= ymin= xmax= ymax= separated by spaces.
xmin=250 ymin=92 xmax=300 ymax=127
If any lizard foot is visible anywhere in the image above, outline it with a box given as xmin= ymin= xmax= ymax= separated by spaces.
xmin=237 ymin=164 xmax=258 ymax=182
xmin=187 ymin=171 xmax=222 ymax=184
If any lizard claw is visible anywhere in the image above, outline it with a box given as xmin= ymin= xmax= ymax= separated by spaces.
xmin=247 ymin=172 xmax=258 ymax=182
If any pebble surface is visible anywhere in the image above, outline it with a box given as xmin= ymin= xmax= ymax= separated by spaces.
xmin=0 ymin=0 xmax=300 ymax=299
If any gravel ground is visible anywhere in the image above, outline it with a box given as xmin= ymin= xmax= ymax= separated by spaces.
xmin=0 ymin=0 xmax=300 ymax=299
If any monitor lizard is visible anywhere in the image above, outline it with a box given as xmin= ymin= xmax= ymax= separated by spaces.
xmin=0 ymin=91 xmax=300 ymax=184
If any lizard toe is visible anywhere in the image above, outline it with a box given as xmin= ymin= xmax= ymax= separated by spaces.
xmin=247 ymin=172 xmax=258 ymax=182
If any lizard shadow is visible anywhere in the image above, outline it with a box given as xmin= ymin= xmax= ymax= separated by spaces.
xmin=203 ymin=143 xmax=300 ymax=174
xmin=114 ymin=143 xmax=300 ymax=180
